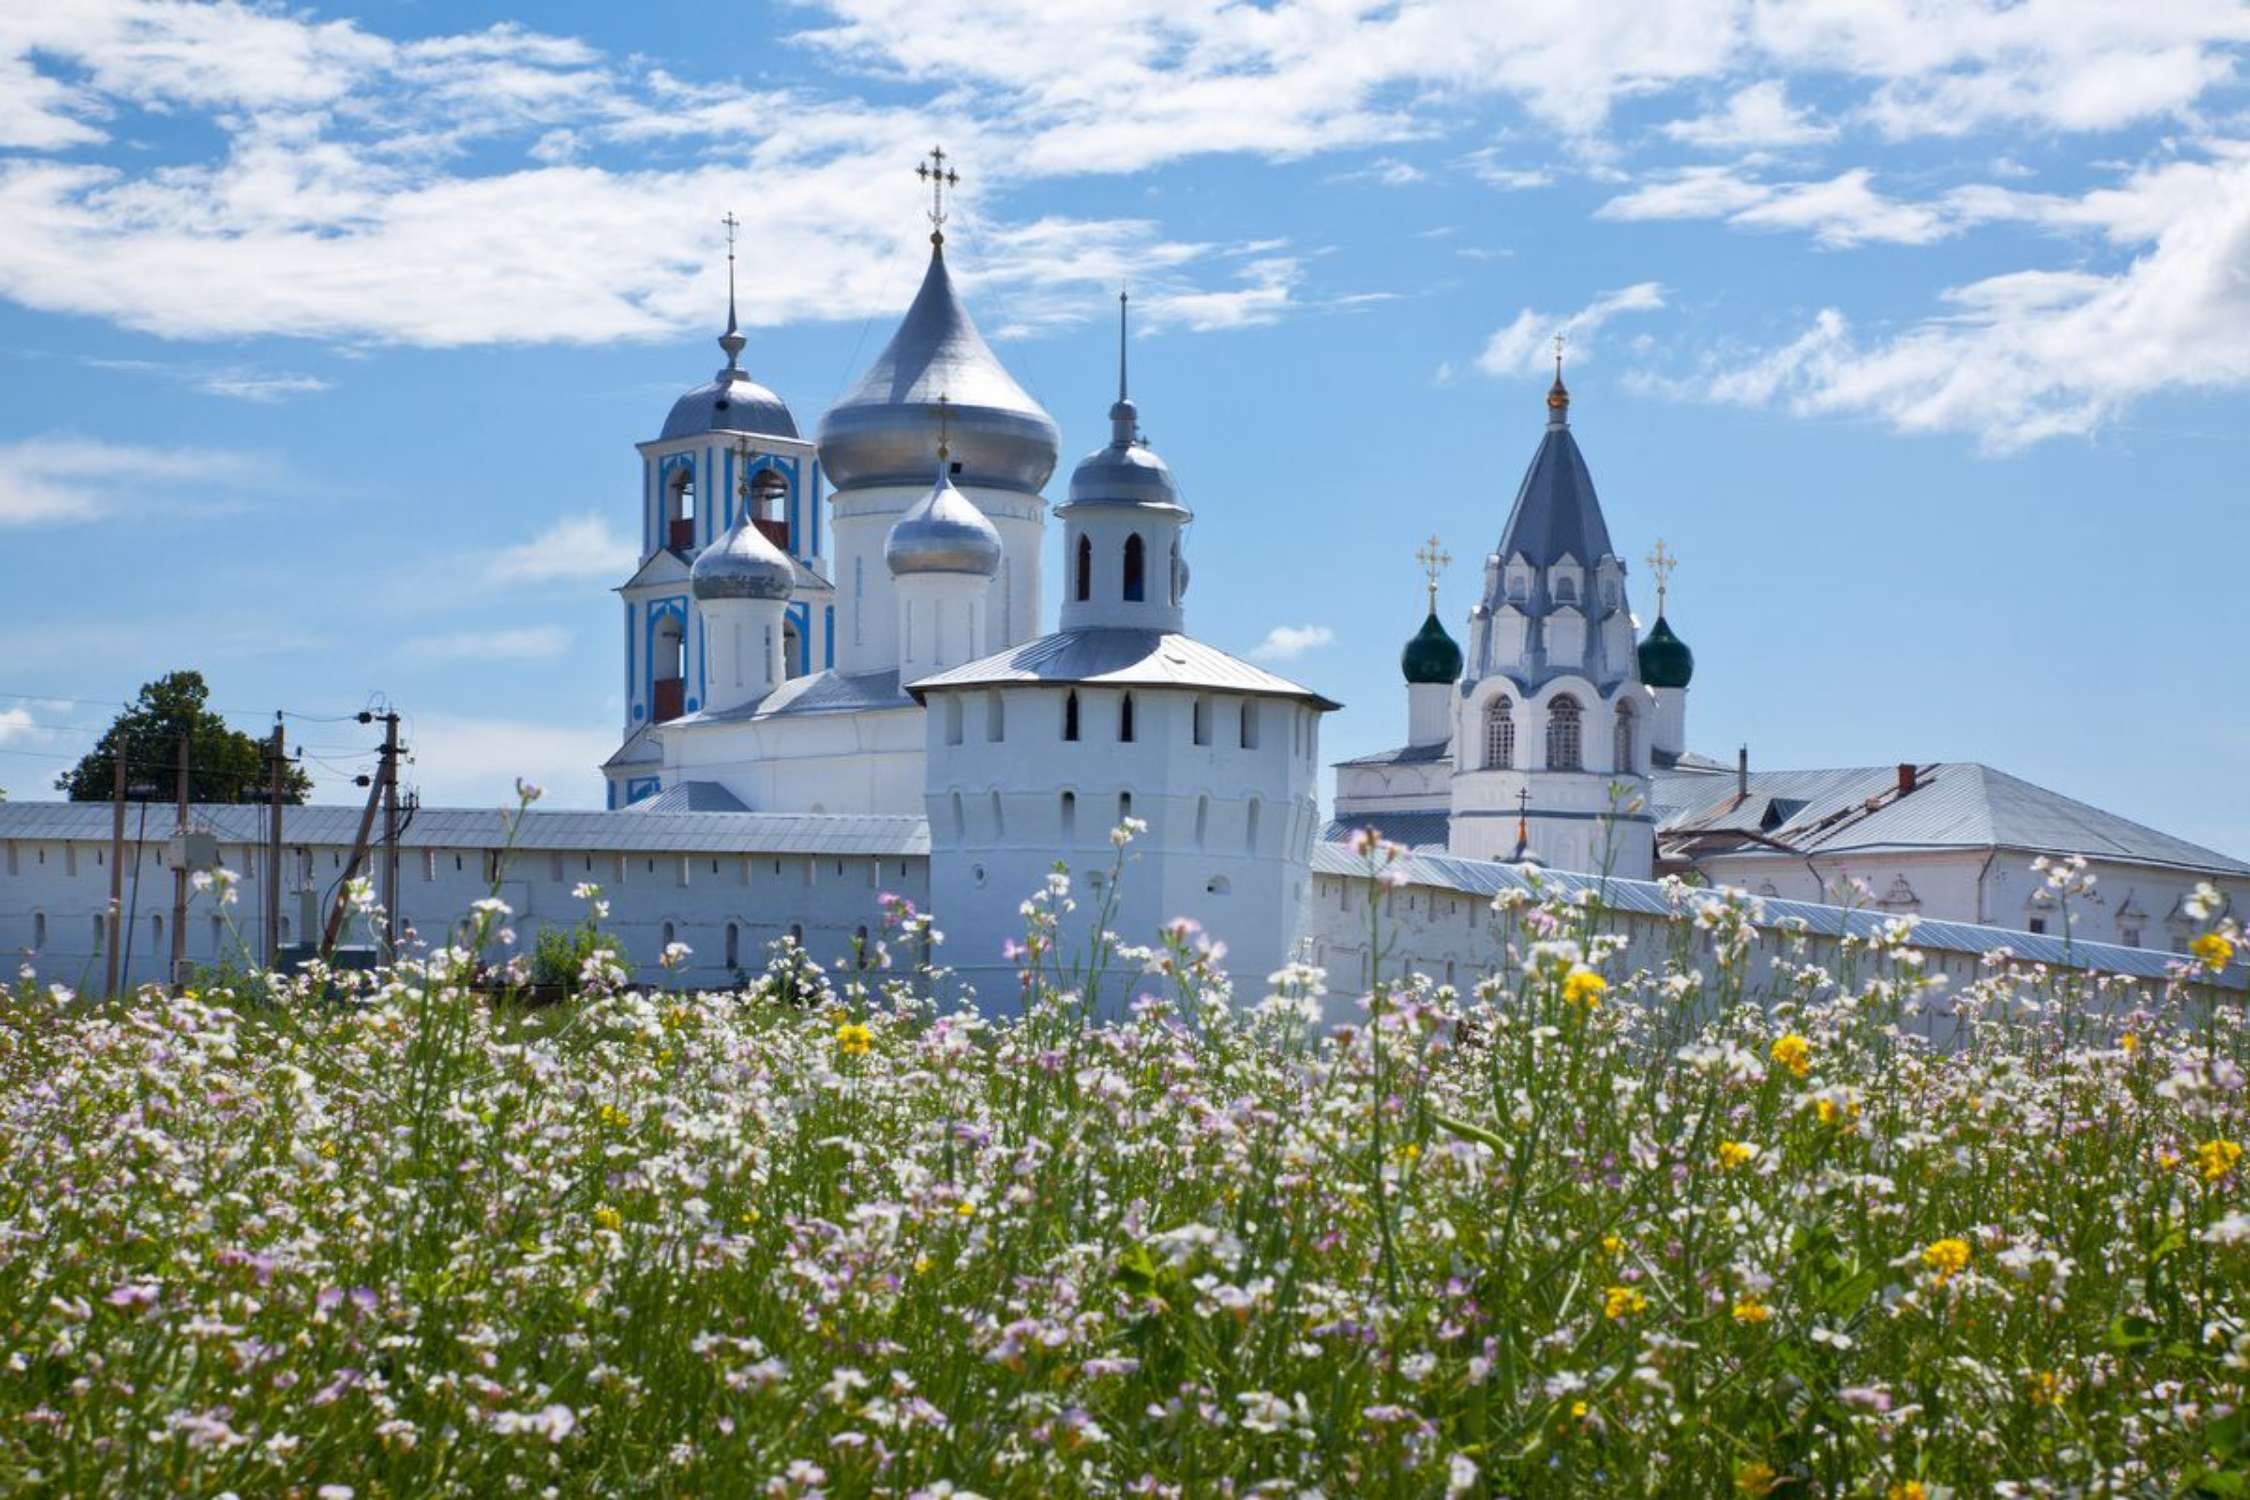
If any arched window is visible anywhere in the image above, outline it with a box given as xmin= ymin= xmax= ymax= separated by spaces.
xmin=781 ymin=617 xmax=803 ymax=680
xmin=1118 ymin=791 xmax=1132 ymax=825
xmin=1546 ymin=695 xmax=1582 ymax=771
xmin=1063 ymin=691 xmax=1080 ymax=742
xmin=32 ymin=911 xmax=46 ymax=950
xmin=1192 ymin=696 xmax=1210 ymax=746
xmin=750 ymin=468 xmax=788 ymax=526
xmin=1484 ymin=698 xmax=1514 ymax=770
xmin=1122 ymin=533 xmax=1145 ymax=602
xmin=1118 ymin=693 xmax=1135 ymax=743
xmin=1613 ymin=700 xmax=1635 ymax=772
xmin=1059 ymin=790 xmax=1077 ymax=840
xmin=725 ymin=922 xmax=740 ymax=968
xmin=1075 ymin=535 xmax=1092 ymax=602
xmin=950 ymin=791 xmax=965 ymax=839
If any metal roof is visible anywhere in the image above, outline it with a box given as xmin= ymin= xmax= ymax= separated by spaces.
xmin=1321 ymin=811 xmax=1453 ymax=850
xmin=634 ymin=781 xmax=749 ymax=813
xmin=1656 ymin=763 xmax=2250 ymax=877
xmin=602 ymin=723 xmax=662 ymax=770
xmin=674 ymin=668 xmax=913 ymax=728
xmin=1334 ymin=741 xmax=1452 ymax=769
xmin=1309 ymin=841 xmax=2244 ymax=989
xmin=906 ymin=629 xmax=1342 ymax=710
xmin=1493 ymin=395 xmax=1615 ymax=570
xmin=0 ymin=802 xmax=930 ymax=857
xmin=661 ymin=367 xmax=800 ymax=442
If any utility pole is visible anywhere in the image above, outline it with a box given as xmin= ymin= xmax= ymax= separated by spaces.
xmin=170 ymin=731 xmax=189 ymax=989
xmin=379 ymin=712 xmax=400 ymax=960
xmin=106 ymin=755 xmax=125 ymax=997
xmin=320 ymin=710 xmax=399 ymax=962
xmin=266 ymin=719 xmax=285 ymax=969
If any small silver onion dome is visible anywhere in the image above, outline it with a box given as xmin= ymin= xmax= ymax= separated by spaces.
xmin=1062 ymin=292 xmax=1186 ymax=514
xmin=817 ymin=240 xmax=1059 ymax=494
xmin=691 ymin=516 xmax=794 ymax=602
xmin=663 ymin=369 xmax=799 ymax=441
xmin=885 ymin=458 xmax=1003 ymax=578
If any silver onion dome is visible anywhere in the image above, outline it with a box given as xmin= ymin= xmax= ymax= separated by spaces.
xmin=884 ymin=459 xmax=1004 ymax=577
xmin=817 ymin=240 xmax=1059 ymax=494
xmin=663 ymin=368 xmax=799 ymax=442
xmin=1062 ymin=292 xmax=1186 ymax=514
xmin=691 ymin=515 xmax=795 ymax=602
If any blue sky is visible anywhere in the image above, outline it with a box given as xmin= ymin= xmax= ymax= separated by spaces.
xmin=1 ymin=1 xmax=2245 ymax=857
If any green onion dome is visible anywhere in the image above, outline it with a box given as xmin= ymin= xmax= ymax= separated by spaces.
xmin=1402 ymin=611 xmax=1462 ymax=685
xmin=1638 ymin=614 xmax=1694 ymax=689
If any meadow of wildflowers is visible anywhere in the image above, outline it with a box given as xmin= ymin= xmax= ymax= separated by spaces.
xmin=1 ymin=827 xmax=2245 ymax=1498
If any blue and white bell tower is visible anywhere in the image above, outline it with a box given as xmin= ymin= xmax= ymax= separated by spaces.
xmin=604 ymin=216 xmax=835 ymax=808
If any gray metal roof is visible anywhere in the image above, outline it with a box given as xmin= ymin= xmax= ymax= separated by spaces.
xmin=0 ymin=801 xmax=930 ymax=857
xmin=1321 ymin=811 xmax=1453 ymax=849
xmin=673 ymin=668 xmax=912 ymax=728
xmin=602 ymin=723 xmax=662 ymax=770
xmin=662 ymin=367 xmax=800 ymax=442
xmin=634 ymin=781 xmax=749 ymax=813
xmin=816 ymin=241 xmax=1059 ymax=495
xmin=906 ymin=629 xmax=1342 ymax=710
xmin=1656 ymin=763 xmax=2250 ymax=877
xmin=1493 ymin=387 xmax=1615 ymax=569
xmin=1310 ymin=840 xmax=2244 ymax=989
xmin=1334 ymin=741 xmax=1452 ymax=769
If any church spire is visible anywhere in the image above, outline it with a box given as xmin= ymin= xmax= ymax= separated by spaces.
xmin=1546 ymin=331 xmax=1569 ymax=427
xmin=718 ymin=210 xmax=746 ymax=372
xmin=1110 ymin=288 xmax=1138 ymax=446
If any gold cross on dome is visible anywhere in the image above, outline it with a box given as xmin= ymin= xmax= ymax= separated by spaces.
xmin=721 ymin=210 xmax=739 ymax=256
xmin=1414 ymin=534 xmax=1451 ymax=614
xmin=735 ymin=436 xmax=754 ymax=502
xmin=1552 ymin=330 xmax=1566 ymax=374
xmin=935 ymin=392 xmax=952 ymax=463
xmin=916 ymin=146 xmax=960 ymax=238
xmin=1647 ymin=538 xmax=1677 ymax=614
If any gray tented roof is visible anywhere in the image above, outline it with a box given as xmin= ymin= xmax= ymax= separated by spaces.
xmin=1320 ymin=811 xmax=1453 ymax=850
xmin=1495 ymin=421 xmax=1615 ymax=568
xmin=671 ymin=668 xmax=913 ymax=727
xmin=1655 ymin=762 xmax=2250 ymax=877
xmin=0 ymin=802 xmax=930 ymax=857
xmin=633 ymin=781 xmax=749 ymax=813
xmin=1308 ymin=842 xmax=2244 ymax=989
xmin=906 ymin=629 xmax=1342 ymax=709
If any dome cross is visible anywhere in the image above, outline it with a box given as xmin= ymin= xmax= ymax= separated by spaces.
xmin=917 ymin=146 xmax=960 ymax=243
xmin=1646 ymin=539 xmax=1676 ymax=615
xmin=1414 ymin=534 xmax=1452 ymax=614
xmin=718 ymin=209 xmax=746 ymax=370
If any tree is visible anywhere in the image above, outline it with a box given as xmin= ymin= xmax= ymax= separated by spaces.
xmin=57 ymin=671 xmax=311 ymax=804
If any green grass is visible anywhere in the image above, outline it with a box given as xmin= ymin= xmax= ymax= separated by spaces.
xmin=0 ymin=844 xmax=2243 ymax=1497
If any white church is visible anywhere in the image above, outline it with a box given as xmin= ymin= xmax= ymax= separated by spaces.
xmin=2 ymin=173 xmax=2243 ymax=1006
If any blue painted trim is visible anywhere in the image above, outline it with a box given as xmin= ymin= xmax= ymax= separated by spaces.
xmin=625 ymin=777 xmax=661 ymax=805
xmin=823 ymin=605 xmax=835 ymax=669
xmin=784 ymin=599 xmax=810 ymax=676
xmin=642 ymin=596 xmax=688 ymax=707
xmin=812 ymin=457 xmax=824 ymax=557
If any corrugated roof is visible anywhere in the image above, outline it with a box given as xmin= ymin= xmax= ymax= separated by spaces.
xmin=1656 ymin=763 xmax=2250 ymax=877
xmin=1310 ymin=841 xmax=2243 ymax=988
xmin=676 ymin=668 xmax=912 ymax=727
xmin=0 ymin=802 xmax=930 ymax=857
xmin=907 ymin=629 xmax=1342 ymax=709
xmin=1335 ymin=741 xmax=1452 ymax=768
xmin=634 ymin=781 xmax=749 ymax=813
xmin=1321 ymin=811 xmax=1453 ymax=850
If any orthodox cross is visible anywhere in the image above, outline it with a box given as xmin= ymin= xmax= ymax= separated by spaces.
xmin=718 ymin=209 xmax=746 ymax=367
xmin=1414 ymin=534 xmax=1451 ymax=614
xmin=1552 ymin=330 xmax=1566 ymax=376
xmin=1514 ymin=786 xmax=1532 ymax=857
xmin=935 ymin=392 xmax=952 ymax=463
xmin=917 ymin=146 xmax=960 ymax=241
xmin=1646 ymin=539 xmax=1677 ymax=615
xmin=734 ymin=436 xmax=754 ymax=514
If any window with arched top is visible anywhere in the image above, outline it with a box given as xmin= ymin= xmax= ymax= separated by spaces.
xmin=1118 ymin=693 xmax=1135 ymax=743
xmin=1484 ymin=698 xmax=1514 ymax=770
xmin=1063 ymin=691 xmax=1080 ymax=742
xmin=1612 ymin=700 xmax=1634 ymax=772
xmin=1122 ymin=533 xmax=1146 ymax=602
xmin=1169 ymin=538 xmax=1183 ymax=604
xmin=1059 ymin=790 xmax=1077 ymax=840
xmin=781 ymin=617 xmax=803 ymax=680
xmin=749 ymin=468 xmax=787 ymax=523
xmin=1546 ymin=695 xmax=1583 ymax=771
xmin=1075 ymin=535 xmax=1093 ymax=602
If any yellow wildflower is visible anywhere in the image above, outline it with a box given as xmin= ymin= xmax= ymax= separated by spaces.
xmin=1732 ymin=1297 xmax=1771 ymax=1324
xmin=2119 ymin=1032 xmax=2138 ymax=1055
xmin=1922 ymin=1237 xmax=1971 ymax=1284
xmin=1888 ymin=1484 xmax=1929 ymax=1500
xmin=592 ymin=1205 xmax=622 ymax=1231
xmin=2190 ymin=932 xmax=2235 ymax=971
xmin=1562 ymin=968 xmax=1607 ymax=1008
xmin=1603 ymin=1284 xmax=1647 ymax=1319
xmin=1600 ymin=1233 xmax=1624 ymax=1258
xmin=2196 ymin=1138 xmax=2242 ymax=1183
xmin=1718 ymin=1140 xmax=1759 ymax=1171
xmin=955 ymin=1200 xmax=977 ymax=1219
xmin=2158 ymin=1149 xmax=2181 ymax=1171
xmin=1736 ymin=1460 xmax=1778 ymax=1496
xmin=317 ymin=1140 xmax=339 ymax=1160
xmin=1815 ymin=1096 xmax=1860 ymax=1127
xmin=1770 ymin=1033 xmax=1812 ymax=1078
xmin=2029 ymin=1370 xmax=2065 ymax=1406
xmin=835 ymin=1022 xmax=874 ymax=1057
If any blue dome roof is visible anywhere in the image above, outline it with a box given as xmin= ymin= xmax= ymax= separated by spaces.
xmin=662 ymin=367 xmax=799 ymax=442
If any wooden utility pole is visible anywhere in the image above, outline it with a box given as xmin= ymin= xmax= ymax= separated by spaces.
xmin=379 ymin=713 xmax=400 ymax=959
xmin=170 ymin=732 xmax=189 ymax=988
xmin=106 ymin=755 xmax=125 ymax=997
xmin=266 ymin=720 xmax=285 ymax=969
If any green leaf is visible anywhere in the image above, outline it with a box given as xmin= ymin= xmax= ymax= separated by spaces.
xmin=2106 ymin=1312 xmax=2161 ymax=1353
xmin=1434 ymin=1113 xmax=1507 ymax=1154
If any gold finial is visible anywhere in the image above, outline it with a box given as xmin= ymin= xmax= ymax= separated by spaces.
xmin=1646 ymin=539 xmax=1677 ymax=615
xmin=916 ymin=145 xmax=960 ymax=243
xmin=1414 ymin=534 xmax=1451 ymax=615
xmin=1552 ymin=330 xmax=1565 ymax=375
xmin=1546 ymin=330 xmax=1570 ymax=416
xmin=935 ymin=392 xmax=952 ymax=464
xmin=734 ymin=435 xmax=754 ymax=506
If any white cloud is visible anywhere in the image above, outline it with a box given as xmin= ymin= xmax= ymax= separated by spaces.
xmin=1679 ymin=150 xmax=2250 ymax=449
xmin=194 ymin=369 xmax=332 ymax=402
xmin=0 ymin=706 xmax=52 ymax=745
xmin=1248 ymin=624 xmax=1335 ymax=662
xmin=406 ymin=626 xmax=571 ymax=661
xmin=482 ymin=515 xmax=636 ymax=585
xmin=401 ymin=713 xmax=617 ymax=810
xmin=1599 ymin=166 xmax=1949 ymax=247
xmin=1663 ymin=81 xmax=1835 ymax=149
xmin=1477 ymin=282 xmax=1666 ymax=376
xmin=1140 ymin=257 xmax=1301 ymax=334
xmin=0 ymin=436 xmax=266 ymax=524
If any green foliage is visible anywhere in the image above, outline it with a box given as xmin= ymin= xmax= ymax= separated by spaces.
xmin=56 ymin=670 xmax=311 ymax=804
xmin=528 ymin=919 xmax=618 ymax=993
